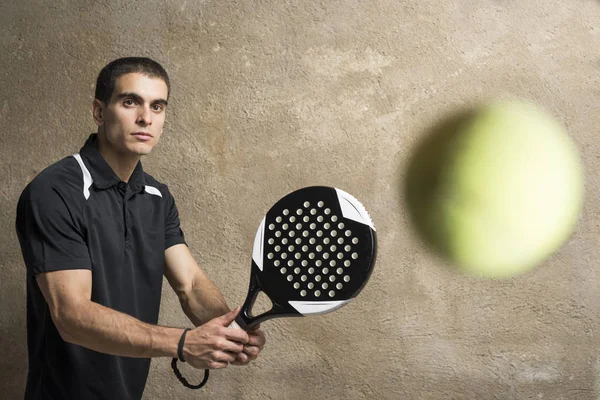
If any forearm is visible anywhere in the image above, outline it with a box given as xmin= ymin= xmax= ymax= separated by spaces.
xmin=57 ymin=300 xmax=182 ymax=358
xmin=180 ymin=277 xmax=230 ymax=326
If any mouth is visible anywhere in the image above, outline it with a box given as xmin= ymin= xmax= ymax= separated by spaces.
xmin=132 ymin=132 xmax=153 ymax=141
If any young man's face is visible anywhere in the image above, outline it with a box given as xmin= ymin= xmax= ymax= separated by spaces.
xmin=93 ymin=72 xmax=169 ymax=156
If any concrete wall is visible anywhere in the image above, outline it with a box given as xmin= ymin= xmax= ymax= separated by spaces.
xmin=2 ymin=0 xmax=599 ymax=399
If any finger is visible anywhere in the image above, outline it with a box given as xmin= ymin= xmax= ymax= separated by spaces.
xmin=248 ymin=323 xmax=261 ymax=331
xmin=217 ymin=338 xmax=245 ymax=353
xmin=222 ymin=327 xmax=250 ymax=344
xmin=247 ymin=331 xmax=266 ymax=347
xmin=243 ymin=345 xmax=260 ymax=357
xmin=214 ymin=306 xmax=241 ymax=326
xmin=229 ymin=357 xmax=247 ymax=366
xmin=188 ymin=357 xmax=229 ymax=370
xmin=230 ymin=352 xmax=250 ymax=366
xmin=207 ymin=360 xmax=230 ymax=369
xmin=213 ymin=350 xmax=238 ymax=364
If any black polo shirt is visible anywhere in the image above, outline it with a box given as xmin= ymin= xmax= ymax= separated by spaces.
xmin=15 ymin=133 xmax=187 ymax=400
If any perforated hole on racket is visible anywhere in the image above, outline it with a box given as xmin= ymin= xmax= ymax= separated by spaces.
xmin=230 ymin=185 xmax=377 ymax=330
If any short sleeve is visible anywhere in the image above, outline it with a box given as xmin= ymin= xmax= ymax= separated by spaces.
xmin=163 ymin=185 xmax=187 ymax=249
xmin=15 ymin=183 xmax=92 ymax=275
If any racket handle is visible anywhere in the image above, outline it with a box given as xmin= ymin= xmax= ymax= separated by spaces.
xmin=228 ymin=320 xmax=242 ymax=330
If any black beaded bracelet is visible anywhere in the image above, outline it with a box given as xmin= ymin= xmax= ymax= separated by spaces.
xmin=172 ymin=328 xmax=210 ymax=389
xmin=177 ymin=328 xmax=191 ymax=362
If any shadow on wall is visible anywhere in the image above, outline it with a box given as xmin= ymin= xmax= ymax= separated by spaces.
xmin=402 ymin=106 xmax=475 ymax=266
xmin=1 ymin=219 xmax=28 ymax=397
xmin=0 ymin=309 xmax=27 ymax=399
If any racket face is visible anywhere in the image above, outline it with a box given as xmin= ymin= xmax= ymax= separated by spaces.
xmin=237 ymin=186 xmax=377 ymax=329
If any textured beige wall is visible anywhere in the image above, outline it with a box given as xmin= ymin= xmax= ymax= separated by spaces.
xmin=2 ymin=0 xmax=600 ymax=399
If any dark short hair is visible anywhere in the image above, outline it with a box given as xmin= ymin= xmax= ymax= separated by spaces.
xmin=94 ymin=57 xmax=170 ymax=104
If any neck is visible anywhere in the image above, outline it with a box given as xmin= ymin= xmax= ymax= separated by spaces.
xmin=96 ymin=132 xmax=140 ymax=183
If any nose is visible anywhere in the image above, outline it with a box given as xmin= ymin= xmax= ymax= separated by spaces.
xmin=137 ymin=105 xmax=152 ymax=126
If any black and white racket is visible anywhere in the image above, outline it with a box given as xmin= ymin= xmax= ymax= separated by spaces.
xmin=173 ymin=186 xmax=377 ymax=388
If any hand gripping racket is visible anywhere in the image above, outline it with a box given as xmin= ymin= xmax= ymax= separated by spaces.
xmin=173 ymin=186 xmax=377 ymax=388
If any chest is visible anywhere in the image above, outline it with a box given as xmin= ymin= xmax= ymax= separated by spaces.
xmin=82 ymin=185 xmax=165 ymax=262
xmin=79 ymin=185 xmax=166 ymax=315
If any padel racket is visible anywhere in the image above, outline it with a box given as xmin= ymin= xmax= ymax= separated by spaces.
xmin=173 ymin=186 xmax=377 ymax=388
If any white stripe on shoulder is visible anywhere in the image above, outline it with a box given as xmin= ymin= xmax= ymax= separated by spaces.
xmin=145 ymin=185 xmax=163 ymax=197
xmin=72 ymin=153 xmax=93 ymax=200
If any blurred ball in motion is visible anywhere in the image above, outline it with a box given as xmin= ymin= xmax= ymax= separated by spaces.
xmin=405 ymin=99 xmax=584 ymax=278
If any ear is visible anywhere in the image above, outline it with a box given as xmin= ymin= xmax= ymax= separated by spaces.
xmin=91 ymin=99 xmax=106 ymax=126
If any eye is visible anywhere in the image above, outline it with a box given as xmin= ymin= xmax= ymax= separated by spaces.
xmin=152 ymin=104 xmax=164 ymax=112
xmin=123 ymin=99 xmax=136 ymax=106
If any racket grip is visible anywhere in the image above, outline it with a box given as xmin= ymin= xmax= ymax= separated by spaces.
xmin=228 ymin=320 xmax=242 ymax=330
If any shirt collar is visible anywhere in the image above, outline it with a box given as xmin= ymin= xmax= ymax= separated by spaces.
xmin=79 ymin=133 xmax=146 ymax=192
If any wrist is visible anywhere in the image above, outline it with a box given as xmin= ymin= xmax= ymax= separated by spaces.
xmin=177 ymin=328 xmax=191 ymax=362
xmin=146 ymin=325 xmax=187 ymax=358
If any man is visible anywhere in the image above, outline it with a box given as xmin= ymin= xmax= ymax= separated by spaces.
xmin=15 ymin=57 xmax=265 ymax=399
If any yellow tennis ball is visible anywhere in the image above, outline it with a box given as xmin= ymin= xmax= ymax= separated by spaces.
xmin=406 ymin=100 xmax=584 ymax=278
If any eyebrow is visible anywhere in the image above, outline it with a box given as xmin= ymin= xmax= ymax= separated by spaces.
xmin=116 ymin=92 xmax=168 ymax=106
